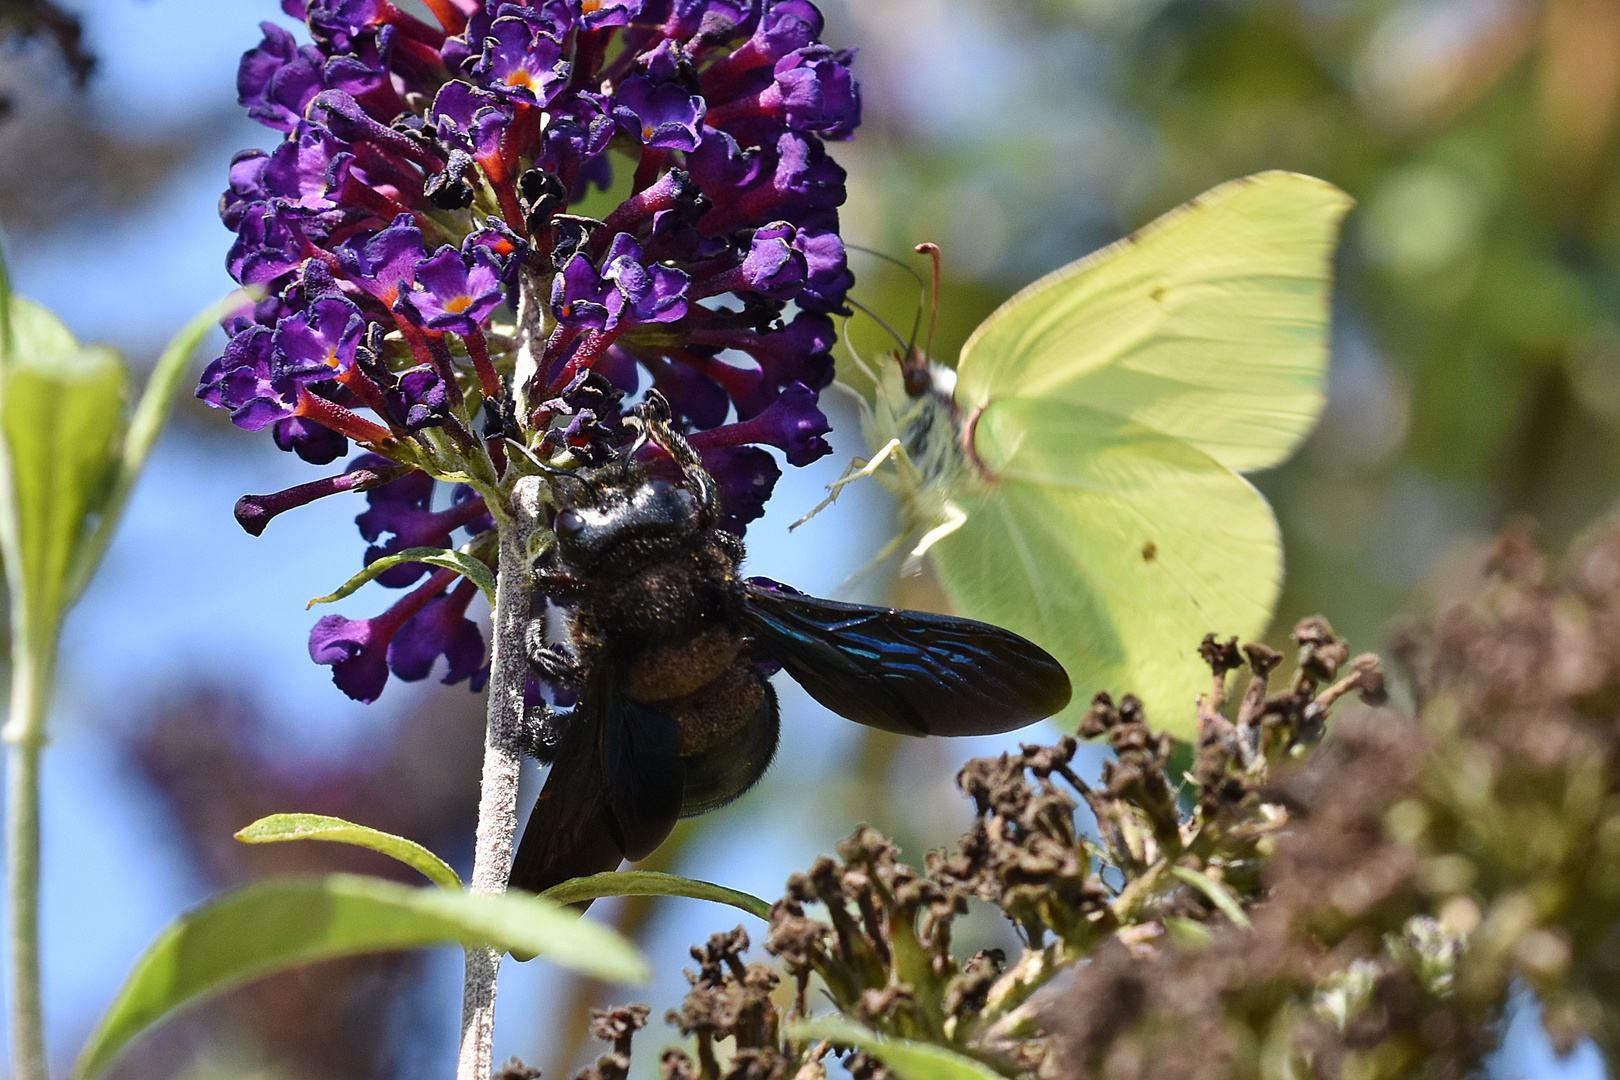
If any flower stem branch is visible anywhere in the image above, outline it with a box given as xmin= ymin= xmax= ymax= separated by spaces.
xmin=456 ymin=475 xmax=543 ymax=1080
xmin=5 ymin=631 xmax=54 ymax=1080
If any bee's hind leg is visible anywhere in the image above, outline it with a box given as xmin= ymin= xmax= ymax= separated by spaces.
xmin=790 ymin=437 xmax=906 ymax=531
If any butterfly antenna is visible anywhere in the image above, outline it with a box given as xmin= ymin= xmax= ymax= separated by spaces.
xmin=915 ymin=243 xmax=942 ymax=365
xmin=846 ymin=296 xmax=912 ymax=356
xmin=847 ymin=242 xmax=928 ymax=359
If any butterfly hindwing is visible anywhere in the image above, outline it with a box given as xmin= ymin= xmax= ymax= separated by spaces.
xmin=932 ymin=399 xmax=1282 ymax=728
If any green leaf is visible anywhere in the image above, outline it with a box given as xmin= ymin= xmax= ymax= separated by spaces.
xmin=64 ymin=291 xmax=251 ymax=605
xmin=307 ymin=545 xmax=497 ymax=608
xmin=235 ymin=813 xmax=462 ymax=891
xmin=539 ymin=870 xmax=772 ymax=920
xmin=0 ymin=298 xmax=126 ymax=656
xmin=72 ymin=873 xmax=649 ymax=1080
xmin=785 ymin=1018 xmax=1006 ymax=1080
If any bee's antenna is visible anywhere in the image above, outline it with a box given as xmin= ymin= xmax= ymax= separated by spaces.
xmin=915 ymin=243 xmax=942 ymax=367
xmin=635 ymin=390 xmax=718 ymax=520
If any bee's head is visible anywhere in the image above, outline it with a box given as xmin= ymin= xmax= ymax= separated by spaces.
xmin=547 ymin=465 xmax=704 ymax=572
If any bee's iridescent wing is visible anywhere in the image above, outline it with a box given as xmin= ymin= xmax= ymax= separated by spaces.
xmin=741 ymin=580 xmax=1071 ymax=737
xmin=508 ymin=671 xmax=683 ymax=897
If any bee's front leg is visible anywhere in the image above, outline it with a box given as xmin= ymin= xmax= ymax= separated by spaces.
xmin=517 ymin=704 xmax=567 ymax=764
xmin=524 ymin=620 xmax=581 ymax=683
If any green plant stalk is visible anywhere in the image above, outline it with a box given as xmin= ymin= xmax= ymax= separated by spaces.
xmin=5 ymin=629 xmax=54 ymax=1080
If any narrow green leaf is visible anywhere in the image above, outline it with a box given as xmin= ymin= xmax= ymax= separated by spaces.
xmin=64 ymin=291 xmax=253 ymax=605
xmin=72 ymin=873 xmax=649 ymax=1080
xmin=539 ymin=870 xmax=772 ymax=921
xmin=307 ymin=546 xmax=497 ymax=608
xmin=0 ymin=226 xmax=12 ymax=351
xmin=1168 ymin=865 xmax=1253 ymax=930
xmin=235 ymin=813 xmax=462 ymax=891
xmin=0 ymin=299 xmax=126 ymax=655
xmin=785 ymin=1018 xmax=1006 ymax=1080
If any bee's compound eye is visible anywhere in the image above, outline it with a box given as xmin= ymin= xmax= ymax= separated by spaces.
xmin=555 ymin=508 xmax=586 ymax=538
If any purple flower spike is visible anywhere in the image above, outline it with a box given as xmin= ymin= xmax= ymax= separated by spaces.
xmin=473 ymin=17 xmax=570 ymax=105
xmin=613 ymin=75 xmax=707 ymax=151
xmin=387 ymin=578 xmax=486 ymax=687
xmin=401 ymin=245 xmax=506 ymax=334
xmin=208 ymin=0 xmax=862 ymax=703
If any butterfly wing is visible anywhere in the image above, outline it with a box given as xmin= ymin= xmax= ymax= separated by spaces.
xmin=508 ymin=672 xmax=684 ymax=897
xmin=955 ymin=171 xmax=1353 ymax=473
xmin=913 ymin=172 xmax=1348 ymax=737
xmin=930 ymin=400 xmax=1279 ymax=736
xmin=742 ymin=582 xmax=1071 ymax=736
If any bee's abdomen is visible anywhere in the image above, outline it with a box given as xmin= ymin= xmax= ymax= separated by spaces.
xmin=625 ymin=626 xmax=745 ymax=702
xmin=662 ymin=662 xmax=767 ymax=756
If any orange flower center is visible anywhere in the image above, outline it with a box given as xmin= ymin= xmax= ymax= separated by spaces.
xmin=445 ymin=296 xmax=474 ymax=314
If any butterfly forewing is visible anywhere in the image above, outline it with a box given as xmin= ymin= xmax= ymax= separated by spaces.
xmin=742 ymin=582 xmax=1071 ymax=736
xmin=955 ymin=171 xmax=1352 ymax=473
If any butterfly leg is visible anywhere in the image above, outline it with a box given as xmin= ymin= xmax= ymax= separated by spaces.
xmin=790 ymin=437 xmax=905 ymax=530
xmin=902 ymin=500 xmax=967 ymax=575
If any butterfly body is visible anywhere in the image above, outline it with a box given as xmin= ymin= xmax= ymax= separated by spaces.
xmin=835 ymin=172 xmax=1354 ymax=735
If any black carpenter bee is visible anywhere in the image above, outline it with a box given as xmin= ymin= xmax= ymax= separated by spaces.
xmin=508 ymin=395 xmax=1072 ymax=895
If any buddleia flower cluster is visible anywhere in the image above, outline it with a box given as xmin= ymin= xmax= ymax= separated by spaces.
xmin=196 ymin=0 xmax=859 ymax=703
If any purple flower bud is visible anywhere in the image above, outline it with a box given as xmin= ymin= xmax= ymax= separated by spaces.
xmin=791 ymin=227 xmax=852 ymax=312
xmin=384 ymin=365 xmax=450 ymax=430
xmin=238 ymin=22 xmax=327 ymax=132
xmin=689 ymin=380 xmax=831 ymax=465
xmin=737 ymin=222 xmax=808 ymax=298
xmin=272 ymin=415 xmax=350 ymax=465
xmin=612 ymin=74 xmax=707 ymax=152
xmin=767 ymin=45 xmax=861 ymax=140
xmin=221 ymin=151 xmax=270 ymax=231
xmin=700 ymin=445 xmax=781 ymax=534
xmin=226 ymin=205 xmax=305 ymax=289
xmin=387 ymin=578 xmax=487 ymax=687
xmin=309 ymin=612 xmax=395 ymax=703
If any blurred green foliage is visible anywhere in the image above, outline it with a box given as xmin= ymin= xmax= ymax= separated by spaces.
xmin=837 ymin=0 xmax=1620 ymax=654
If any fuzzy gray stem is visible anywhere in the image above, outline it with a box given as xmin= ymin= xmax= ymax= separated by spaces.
xmin=456 ymin=476 xmax=543 ymax=1080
